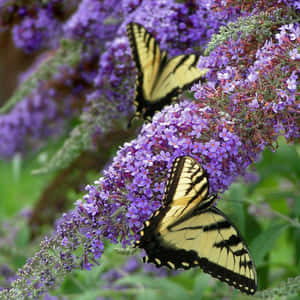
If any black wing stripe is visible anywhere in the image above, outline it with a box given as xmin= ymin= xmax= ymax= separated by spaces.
xmin=153 ymin=54 xmax=197 ymax=92
xmin=234 ymin=249 xmax=248 ymax=256
xmin=163 ymin=157 xmax=186 ymax=204
xmin=185 ymin=173 xmax=206 ymax=195
xmin=178 ymin=178 xmax=208 ymax=216
xmin=145 ymin=32 xmax=152 ymax=48
xmin=214 ymin=235 xmax=242 ymax=248
xmin=127 ymin=23 xmax=142 ymax=72
xmin=240 ymin=260 xmax=253 ymax=268
xmin=173 ymin=55 xmax=196 ymax=73
xmin=203 ymin=220 xmax=231 ymax=232
xmin=127 ymin=23 xmax=207 ymax=122
xmin=181 ymin=184 xmax=208 ymax=215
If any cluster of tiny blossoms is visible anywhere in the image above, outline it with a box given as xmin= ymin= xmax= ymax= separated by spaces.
xmin=0 ymin=0 xmax=79 ymax=52
xmin=58 ymin=97 xmax=272 ymax=270
xmin=124 ymin=0 xmax=241 ymax=56
xmin=64 ymin=0 xmax=123 ymax=47
xmin=0 ymin=54 xmax=97 ymax=159
xmin=6 ymin=55 xmax=296 ymax=295
xmin=197 ymin=23 xmax=300 ymax=142
xmin=0 ymin=81 xmax=74 ymax=159
xmin=2 ymin=0 xmax=297 ymax=160
xmin=90 ymin=0 xmax=239 ymax=125
xmin=211 ymin=0 xmax=300 ymax=12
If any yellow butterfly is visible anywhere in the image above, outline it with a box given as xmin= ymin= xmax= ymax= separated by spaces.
xmin=135 ymin=156 xmax=257 ymax=295
xmin=127 ymin=23 xmax=208 ymax=126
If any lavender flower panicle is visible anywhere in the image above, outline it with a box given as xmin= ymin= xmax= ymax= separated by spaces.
xmin=64 ymin=0 xmax=123 ymax=46
xmin=12 ymin=9 xmax=61 ymax=53
xmin=0 ymin=54 xmax=97 ymax=159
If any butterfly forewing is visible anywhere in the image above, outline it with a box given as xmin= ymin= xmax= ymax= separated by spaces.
xmin=163 ymin=156 xmax=210 ymax=215
xmin=127 ymin=22 xmax=165 ymax=101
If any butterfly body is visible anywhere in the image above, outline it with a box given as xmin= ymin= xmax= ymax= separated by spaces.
xmin=135 ymin=156 xmax=257 ymax=295
xmin=127 ymin=23 xmax=208 ymax=124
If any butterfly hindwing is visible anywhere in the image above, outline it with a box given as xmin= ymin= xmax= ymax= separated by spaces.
xmin=135 ymin=156 xmax=257 ymax=295
xmin=127 ymin=23 xmax=208 ymax=122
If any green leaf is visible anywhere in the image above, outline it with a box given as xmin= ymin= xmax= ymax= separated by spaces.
xmin=137 ymin=289 xmax=159 ymax=300
xmin=15 ymin=225 xmax=30 ymax=247
xmin=190 ymin=273 xmax=211 ymax=300
xmin=293 ymin=195 xmax=300 ymax=217
xmin=245 ymin=212 xmax=262 ymax=243
xmin=255 ymin=139 xmax=300 ymax=181
xmin=250 ymin=221 xmax=288 ymax=266
xmin=116 ymin=275 xmax=190 ymax=300
xmin=224 ymin=183 xmax=246 ymax=235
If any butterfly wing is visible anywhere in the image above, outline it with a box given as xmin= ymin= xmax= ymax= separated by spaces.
xmin=162 ymin=156 xmax=213 ymax=218
xmin=127 ymin=23 xmax=208 ymax=120
xmin=127 ymin=22 xmax=168 ymax=118
xmin=135 ymin=156 xmax=257 ymax=295
xmin=150 ymin=54 xmax=208 ymax=101
xmin=137 ymin=205 xmax=257 ymax=295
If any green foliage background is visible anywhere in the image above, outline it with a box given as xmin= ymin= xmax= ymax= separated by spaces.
xmin=0 ymin=138 xmax=299 ymax=299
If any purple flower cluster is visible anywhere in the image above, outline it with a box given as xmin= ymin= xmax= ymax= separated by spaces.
xmin=2 ymin=0 xmax=238 ymax=159
xmin=1 ymin=0 xmax=78 ymax=52
xmin=197 ymin=23 xmax=300 ymax=142
xmin=90 ymin=0 xmax=242 ymax=121
xmin=52 ymin=20 xmax=299 ymax=281
xmin=75 ymin=100 xmax=256 ymax=245
xmin=121 ymin=0 xmax=142 ymax=14
xmin=12 ymin=8 xmax=61 ymax=53
xmin=3 ymin=0 xmax=297 ymax=160
xmin=64 ymin=0 xmax=123 ymax=46
xmin=211 ymin=0 xmax=299 ymax=12
xmin=0 ymin=83 xmax=67 ymax=158
xmin=92 ymin=36 xmax=135 ymax=116
xmin=53 ymin=93 xmax=294 ymax=280
xmin=125 ymin=0 xmax=241 ymax=56
xmin=0 ymin=96 xmax=253 ymax=296
xmin=0 ymin=53 xmax=97 ymax=159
